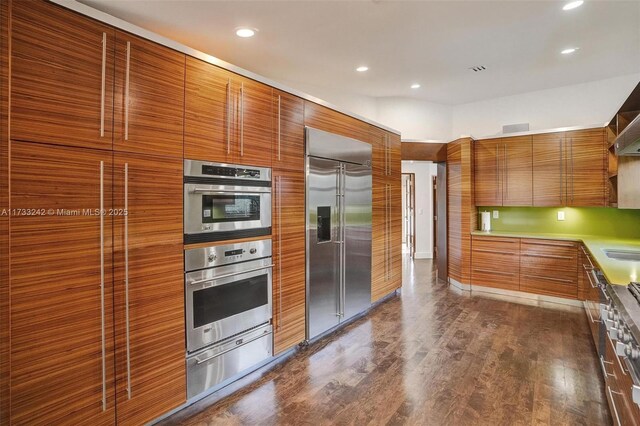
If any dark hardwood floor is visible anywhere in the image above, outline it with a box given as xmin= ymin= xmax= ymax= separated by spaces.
xmin=165 ymin=258 xmax=611 ymax=425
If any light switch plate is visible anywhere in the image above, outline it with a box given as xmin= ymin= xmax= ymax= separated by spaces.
xmin=492 ymin=210 xmax=499 ymax=219
xmin=557 ymin=211 xmax=565 ymax=221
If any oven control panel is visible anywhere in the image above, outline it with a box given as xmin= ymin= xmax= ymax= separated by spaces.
xmin=185 ymin=238 xmax=272 ymax=272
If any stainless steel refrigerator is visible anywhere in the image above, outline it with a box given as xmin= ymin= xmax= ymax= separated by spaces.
xmin=305 ymin=127 xmax=372 ymax=340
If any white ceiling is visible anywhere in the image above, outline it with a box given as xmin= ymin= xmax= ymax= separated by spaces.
xmin=78 ymin=0 xmax=640 ymax=105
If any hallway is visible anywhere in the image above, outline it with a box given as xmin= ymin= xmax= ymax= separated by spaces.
xmin=165 ymin=259 xmax=610 ymax=425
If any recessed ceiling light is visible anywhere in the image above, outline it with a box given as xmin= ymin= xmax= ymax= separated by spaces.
xmin=410 ymin=84 xmax=421 ymax=89
xmin=563 ymin=1 xmax=584 ymax=11
xmin=236 ymin=28 xmax=256 ymax=38
xmin=356 ymin=66 xmax=369 ymax=72
xmin=561 ymin=47 xmax=579 ymax=54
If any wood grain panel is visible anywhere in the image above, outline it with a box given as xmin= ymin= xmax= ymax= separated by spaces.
xmin=401 ymin=142 xmax=447 ymax=162
xmin=471 ymin=236 xmax=520 ymax=291
xmin=388 ymin=132 xmax=403 ymax=291
xmin=272 ymin=91 xmax=305 ymax=354
xmin=11 ymin=0 xmax=114 ymax=149
xmin=447 ymin=138 xmax=475 ymax=285
xmin=565 ymin=128 xmax=606 ymax=207
xmin=113 ymin=153 xmax=185 ymax=425
xmin=519 ymin=239 xmax=578 ymax=299
xmin=303 ymin=101 xmax=370 ymax=143
xmin=474 ymin=139 xmax=502 ymax=206
xmin=370 ymin=128 xmax=388 ymax=302
xmin=502 ymin=136 xmax=532 ymax=206
xmin=184 ymin=57 xmax=236 ymax=163
xmin=237 ymin=76 xmax=272 ymax=167
xmin=0 ymin=1 xmax=9 ymax=423
xmin=533 ymin=132 xmax=564 ymax=207
xmin=10 ymin=142 xmax=115 ymax=424
xmin=114 ymin=30 xmax=185 ymax=158
xmin=606 ymin=334 xmax=640 ymax=426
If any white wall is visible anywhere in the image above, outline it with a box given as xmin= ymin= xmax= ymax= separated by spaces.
xmin=376 ymin=97 xmax=452 ymax=141
xmin=451 ymin=73 xmax=640 ymax=138
xmin=401 ymin=161 xmax=438 ymax=259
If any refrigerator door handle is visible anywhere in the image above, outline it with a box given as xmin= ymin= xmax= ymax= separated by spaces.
xmin=340 ymin=164 xmax=346 ymax=318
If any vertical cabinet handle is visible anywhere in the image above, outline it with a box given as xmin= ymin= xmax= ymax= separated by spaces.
xmin=240 ymin=83 xmax=244 ymax=157
xmin=100 ymin=33 xmax=106 ymax=138
xmin=277 ymin=95 xmax=282 ymax=162
xmin=124 ymin=163 xmax=132 ymax=399
xmin=495 ymin=144 xmax=499 ymax=202
xmin=559 ymin=138 xmax=563 ymax=205
xmin=124 ymin=41 xmax=131 ymax=141
xmin=570 ymin=138 xmax=574 ymax=202
xmin=226 ymin=79 xmax=231 ymax=154
xmin=503 ymin=144 xmax=507 ymax=201
xmin=99 ymin=161 xmax=106 ymax=411
xmin=277 ymin=176 xmax=283 ymax=330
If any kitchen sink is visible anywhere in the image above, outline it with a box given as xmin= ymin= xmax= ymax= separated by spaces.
xmin=603 ymin=249 xmax=640 ymax=262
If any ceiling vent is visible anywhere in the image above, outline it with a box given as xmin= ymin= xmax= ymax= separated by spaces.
xmin=469 ymin=66 xmax=486 ymax=72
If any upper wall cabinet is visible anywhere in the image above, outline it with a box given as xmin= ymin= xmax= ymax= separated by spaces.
xmin=184 ymin=57 xmax=272 ymax=167
xmin=303 ymin=101 xmax=371 ymax=143
xmin=475 ymin=136 xmax=532 ymax=206
xmin=533 ymin=129 xmax=606 ymax=207
xmin=114 ymin=31 xmax=185 ymax=158
xmin=11 ymin=1 xmax=115 ymax=149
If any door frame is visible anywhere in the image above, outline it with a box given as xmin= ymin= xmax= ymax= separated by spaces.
xmin=401 ymin=173 xmax=416 ymax=258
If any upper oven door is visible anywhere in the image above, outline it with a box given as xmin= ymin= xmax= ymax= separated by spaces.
xmin=185 ymin=258 xmax=273 ymax=353
xmin=184 ymin=184 xmax=272 ymax=236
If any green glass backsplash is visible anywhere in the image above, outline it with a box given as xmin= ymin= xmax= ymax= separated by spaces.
xmin=477 ymin=207 xmax=640 ymax=239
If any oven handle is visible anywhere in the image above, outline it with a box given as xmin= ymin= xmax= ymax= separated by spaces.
xmin=189 ymin=188 xmax=271 ymax=194
xmin=188 ymin=264 xmax=274 ymax=286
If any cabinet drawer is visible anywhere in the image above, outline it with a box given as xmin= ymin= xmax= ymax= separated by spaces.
xmin=472 ymin=235 xmax=520 ymax=254
xmin=520 ymin=239 xmax=578 ymax=278
xmin=471 ymin=236 xmax=519 ymax=291
xmin=604 ymin=337 xmax=640 ymax=426
xmin=519 ymin=274 xmax=577 ymax=298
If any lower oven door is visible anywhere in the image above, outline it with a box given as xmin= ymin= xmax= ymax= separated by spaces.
xmin=186 ymin=259 xmax=273 ymax=353
xmin=187 ymin=324 xmax=273 ymax=399
xmin=184 ymin=184 xmax=272 ymax=243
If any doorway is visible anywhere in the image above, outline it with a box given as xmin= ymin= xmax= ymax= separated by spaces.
xmin=401 ymin=173 xmax=415 ymax=258
xmin=432 ymin=175 xmax=437 ymax=260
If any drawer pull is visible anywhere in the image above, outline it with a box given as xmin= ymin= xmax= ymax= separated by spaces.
xmin=472 ymin=248 xmax=516 ymax=255
xmin=473 ymin=268 xmax=516 ymax=276
xmin=607 ymin=386 xmax=623 ymax=426
xmin=522 ymin=240 xmax=576 ymax=247
xmin=584 ymin=303 xmax=599 ymax=324
xmin=600 ymin=356 xmax=616 ymax=379
xmin=607 ymin=331 xmax=629 ymax=376
xmin=521 ymin=253 xmax=573 ymax=260
xmin=522 ymin=274 xmax=574 ymax=284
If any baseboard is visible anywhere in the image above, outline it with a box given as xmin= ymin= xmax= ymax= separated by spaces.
xmin=414 ymin=251 xmax=433 ymax=259
xmin=448 ymin=277 xmax=471 ymax=291
xmin=470 ymin=284 xmax=584 ymax=308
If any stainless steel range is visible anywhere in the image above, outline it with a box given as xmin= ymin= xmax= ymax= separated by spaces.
xmin=184 ymin=239 xmax=273 ymax=398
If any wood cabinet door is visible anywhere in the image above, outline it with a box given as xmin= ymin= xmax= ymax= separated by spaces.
xmin=184 ymin=57 xmax=236 ymax=163
xmin=272 ymin=92 xmax=306 ymax=354
xmin=113 ymin=153 xmax=185 ymax=425
xmin=502 ymin=136 xmax=532 ymax=206
xmin=474 ymin=139 xmax=502 ymax=206
xmin=11 ymin=1 xmax=114 ymax=150
xmin=303 ymin=101 xmax=371 ymax=143
xmin=114 ymin=31 xmax=185 ymax=158
xmin=237 ymin=77 xmax=272 ymax=167
xmin=565 ymin=128 xmax=606 ymax=207
xmin=10 ymin=142 xmax=115 ymax=424
xmin=533 ymin=132 xmax=565 ymax=207
xmin=388 ymin=132 xmax=403 ymax=289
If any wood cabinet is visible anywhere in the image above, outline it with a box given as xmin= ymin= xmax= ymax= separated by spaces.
xmin=471 ymin=236 xmax=520 ymax=291
xmin=10 ymin=1 xmax=115 ymax=150
xmin=185 ymin=57 xmax=272 ymax=166
xmin=114 ymin=31 xmax=185 ymax=158
xmin=303 ymin=101 xmax=371 ymax=143
xmin=9 ymin=142 xmax=115 ymax=424
xmin=272 ymin=91 xmax=306 ymax=354
xmin=580 ymin=245 xmax=602 ymax=352
xmin=475 ymin=136 xmax=532 ymax=206
xmin=533 ymin=129 xmax=606 ymax=207
xmin=113 ymin=153 xmax=185 ymax=424
xmin=519 ymin=239 xmax=578 ymax=299
xmin=371 ymin=128 xmax=402 ymax=302
xmin=604 ymin=332 xmax=640 ymax=426
xmin=566 ymin=128 xmax=607 ymax=207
